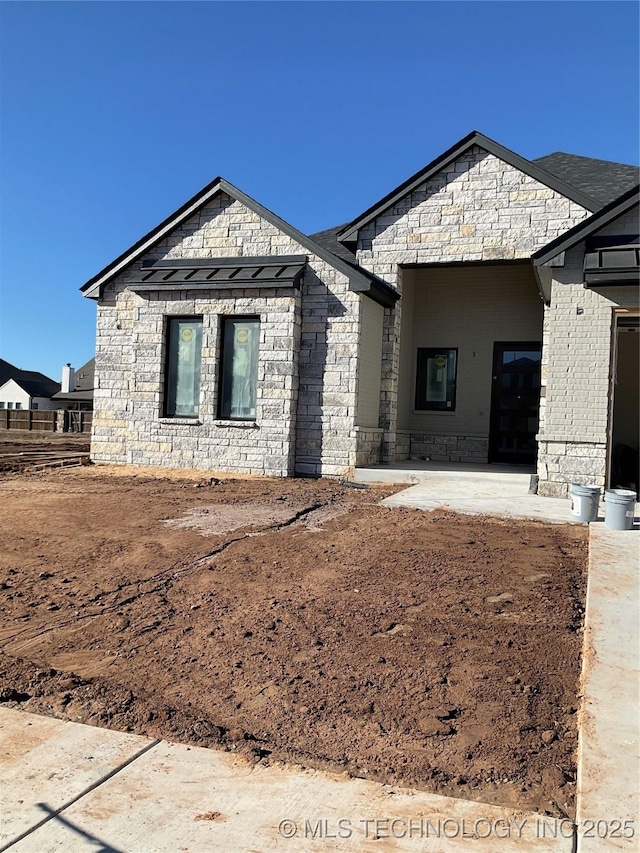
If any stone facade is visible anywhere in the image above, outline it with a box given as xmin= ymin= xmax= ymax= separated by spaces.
xmin=537 ymin=440 xmax=608 ymax=498
xmin=88 ymin=139 xmax=636 ymax=489
xmin=352 ymin=428 xmax=384 ymax=467
xmin=395 ymin=431 xmax=411 ymax=462
xmin=92 ymin=192 xmax=364 ymax=477
xmin=536 ymin=207 xmax=639 ymax=496
xmin=354 ymin=145 xmax=591 ymax=463
xmin=410 ymin=433 xmax=489 ymax=464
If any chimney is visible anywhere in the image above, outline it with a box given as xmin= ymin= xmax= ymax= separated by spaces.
xmin=62 ymin=363 xmax=74 ymax=393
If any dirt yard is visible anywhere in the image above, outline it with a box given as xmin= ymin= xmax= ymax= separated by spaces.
xmin=0 ymin=432 xmax=90 ymax=472
xmin=0 ymin=462 xmax=587 ymax=818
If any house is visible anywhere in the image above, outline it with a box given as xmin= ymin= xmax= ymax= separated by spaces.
xmin=80 ymin=131 xmax=639 ymax=495
xmin=51 ymin=359 xmax=95 ymax=411
xmin=0 ymin=360 xmax=61 ymax=411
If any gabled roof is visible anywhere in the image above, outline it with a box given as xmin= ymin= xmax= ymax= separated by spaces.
xmin=0 ymin=359 xmax=61 ymax=397
xmin=532 ymin=184 xmax=640 ymax=266
xmin=533 ymin=153 xmax=639 ymax=207
xmin=308 ymin=224 xmax=357 ymax=262
xmin=73 ymin=358 xmax=95 ymax=393
xmin=0 ymin=358 xmax=21 ymax=387
xmin=3 ymin=375 xmax=61 ymax=399
xmin=336 ymin=131 xmax=604 ymax=243
xmin=81 ymin=178 xmax=398 ymax=307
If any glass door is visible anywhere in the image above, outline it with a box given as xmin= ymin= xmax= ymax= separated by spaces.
xmin=489 ymin=342 xmax=542 ymax=465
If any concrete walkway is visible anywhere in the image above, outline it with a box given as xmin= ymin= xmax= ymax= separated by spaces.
xmin=0 ymin=707 xmax=566 ymax=852
xmin=576 ymin=526 xmax=639 ymax=851
xmin=381 ymin=485 xmax=587 ymax=524
xmin=361 ymin=461 xmax=639 ymax=526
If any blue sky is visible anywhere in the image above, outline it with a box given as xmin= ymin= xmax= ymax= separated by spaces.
xmin=1 ymin=1 xmax=638 ymax=381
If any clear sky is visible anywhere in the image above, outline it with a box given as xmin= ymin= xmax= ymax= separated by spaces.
xmin=1 ymin=1 xmax=638 ymax=381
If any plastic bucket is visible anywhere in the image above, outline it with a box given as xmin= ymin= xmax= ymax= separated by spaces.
xmin=570 ymin=484 xmax=601 ymax=523
xmin=604 ymin=489 xmax=637 ymax=531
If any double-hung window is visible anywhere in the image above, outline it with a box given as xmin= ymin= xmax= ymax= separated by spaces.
xmin=164 ymin=318 xmax=203 ymax=417
xmin=219 ymin=317 xmax=260 ymax=420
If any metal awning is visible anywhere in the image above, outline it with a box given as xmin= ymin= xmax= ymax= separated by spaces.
xmin=584 ymin=243 xmax=640 ymax=286
xmin=127 ymin=256 xmax=307 ymax=291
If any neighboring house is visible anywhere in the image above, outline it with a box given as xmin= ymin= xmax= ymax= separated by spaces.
xmin=51 ymin=359 xmax=95 ymax=411
xmin=0 ymin=360 xmax=61 ymax=410
xmin=0 ymin=376 xmax=61 ymax=411
xmin=80 ymin=131 xmax=639 ymax=495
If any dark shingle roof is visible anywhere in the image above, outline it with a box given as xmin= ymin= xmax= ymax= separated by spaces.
xmin=13 ymin=376 xmax=61 ymax=398
xmin=81 ymin=177 xmax=397 ymax=306
xmin=307 ymin=225 xmax=357 ymax=262
xmin=72 ymin=358 xmax=95 ymax=393
xmin=0 ymin=359 xmax=61 ymax=398
xmin=310 ymin=147 xmax=638 ymax=254
xmin=533 ymin=153 xmax=639 ymax=207
xmin=0 ymin=359 xmax=20 ymax=387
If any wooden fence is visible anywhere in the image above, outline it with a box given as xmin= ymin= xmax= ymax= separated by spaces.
xmin=63 ymin=410 xmax=93 ymax=434
xmin=0 ymin=410 xmax=93 ymax=434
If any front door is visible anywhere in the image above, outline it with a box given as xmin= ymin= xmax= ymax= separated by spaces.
xmin=489 ymin=342 xmax=542 ymax=465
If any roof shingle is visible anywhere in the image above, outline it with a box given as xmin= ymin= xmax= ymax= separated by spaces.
xmin=532 ymin=152 xmax=639 ymax=207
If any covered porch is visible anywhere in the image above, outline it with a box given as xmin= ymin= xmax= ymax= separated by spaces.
xmin=391 ymin=261 xmax=544 ymax=467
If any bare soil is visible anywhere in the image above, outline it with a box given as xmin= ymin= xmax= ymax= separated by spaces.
xmin=0 ymin=462 xmax=587 ymax=817
xmin=0 ymin=433 xmax=90 ymax=472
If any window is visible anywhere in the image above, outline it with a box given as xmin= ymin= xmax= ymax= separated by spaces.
xmin=7 ymin=402 xmax=14 ymax=410
xmin=15 ymin=402 xmax=22 ymax=410
xmin=415 ymin=348 xmax=458 ymax=411
xmin=0 ymin=402 xmax=4 ymax=409
xmin=164 ymin=318 xmax=203 ymax=417
xmin=219 ymin=317 xmax=260 ymax=420
xmin=32 ymin=403 xmax=39 ymax=410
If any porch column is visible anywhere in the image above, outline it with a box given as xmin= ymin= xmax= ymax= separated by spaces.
xmin=379 ymin=266 xmax=403 ymax=462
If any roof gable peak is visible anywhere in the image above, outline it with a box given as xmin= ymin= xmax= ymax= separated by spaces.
xmin=80 ymin=175 xmax=398 ymax=306
xmin=337 ymin=131 xmax=602 ymax=243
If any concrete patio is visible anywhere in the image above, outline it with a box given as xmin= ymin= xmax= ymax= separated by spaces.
xmin=356 ymin=461 xmax=639 ymax=527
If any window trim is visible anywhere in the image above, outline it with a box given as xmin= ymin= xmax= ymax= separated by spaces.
xmin=162 ymin=315 xmax=204 ymax=419
xmin=415 ymin=347 xmax=458 ymax=412
xmin=218 ymin=315 xmax=261 ymax=422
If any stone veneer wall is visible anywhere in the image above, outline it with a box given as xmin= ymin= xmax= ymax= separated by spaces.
xmin=537 ymin=440 xmax=608 ymax=497
xmin=537 ymin=228 xmax=639 ymax=497
xmin=92 ymin=192 xmax=363 ymax=477
xmin=354 ymin=145 xmax=591 ymax=462
xmin=410 ymin=434 xmax=489 ymax=463
xmin=93 ymin=287 xmax=301 ymax=476
xmin=395 ymin=431 xmax=411 ymax=461
xmin=353 ymin=428 xmax=384 ymax=467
